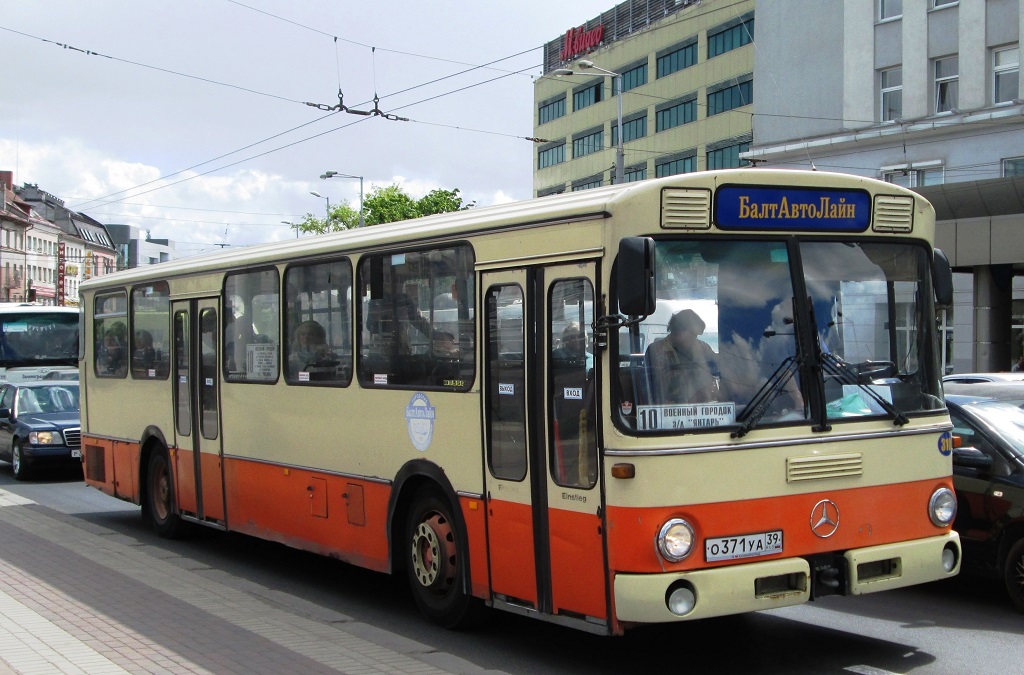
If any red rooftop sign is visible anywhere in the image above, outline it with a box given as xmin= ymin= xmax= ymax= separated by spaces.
xmin=560 ymin=24 xmax=605 ymax=61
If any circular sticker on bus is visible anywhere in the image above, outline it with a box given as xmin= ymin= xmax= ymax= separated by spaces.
xmin=406 ymin=393 xmax=436 ymax=452
xmin=938 ymin=431 xmax=954 ymax=456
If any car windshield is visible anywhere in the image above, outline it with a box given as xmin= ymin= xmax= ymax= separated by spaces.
xmin=15 ymin=384 xmax=80 ymax=415
xmin=615 ymin=239 xmax=943 ymax=434
xmin=961 ymin=400 xmax=1024 ymax=456
xmin=0 ymin=312 xmax=79 ymax=365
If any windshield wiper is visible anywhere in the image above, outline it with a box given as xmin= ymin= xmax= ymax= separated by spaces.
xmin=732 ymin=356 xmax=800 ymax=439
xmin=820 ymin=352 xmax=908 ymax=426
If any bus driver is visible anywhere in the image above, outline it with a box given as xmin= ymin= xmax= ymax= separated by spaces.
xmin=646 ymin=309 xmax=721 ymax=405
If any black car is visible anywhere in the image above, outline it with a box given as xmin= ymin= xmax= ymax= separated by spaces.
xmin=947 ymin=393 xmax=1024 ymax=612
xmin=0 ymin=381 xmax=81 ymax=480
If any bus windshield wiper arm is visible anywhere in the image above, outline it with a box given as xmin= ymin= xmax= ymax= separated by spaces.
xmin=731 ymin=356 xmax=799 ymax=439
xmin=820 ymin=352 xmax=908 ymax=426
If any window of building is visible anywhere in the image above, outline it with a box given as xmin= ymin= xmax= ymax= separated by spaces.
xmin=657 ymin=40 xmax=697 ymax=78
xmin=573 ymin=82 xmax=603 ymax=111
xmin=573 ymin=129 xmax=604 ymax=158
xmin=357 ymin=244 xmax=475 ymax=390
xmin=882 ymin=165 xmax=945 ymax=187
xmin=880 ymin=0 xmax=902 ymax=20
xmin=538 ymin=142 xmax=566 ymax=169
xmin=613 ymin=63 xmax=648 ymax=93
xmin=934 ymin=56 xmax=959 ymax=113
xmin=223 ymin=268 xmax=280 ymax=384
xmin=1002 ymin=157 xmax=1024 ymax=176
xmin=284 ymin=259 xmax=353 ymax=386
xmin=656 ymin=98 xmax=697 ymax=132
xmin=708 ymin=14 xmax=754 ymax=59
xmin=130 ymin=282 xmax=170 ymax=380
xmin=994 ymin=46 xmax=1019 ymax=105
xmin=611 ymin=115 xmax=647 ymax=145
xmin=881 ymin=67 xmax=903 ymax=121
xmin=572 ymin=179 xmax=603 ymax=191
xmin=707 ymin=77 xmax=753 ymax=117
xmin=94 ymin=291 xmax=128 ymax=378
xmin=707 ymin=141 xmax=751 ymax=170
xmin=656 ymin=154 xmax=697 ymax=177
xmin=932 ymin=0 xmax=956 ymax=7
xmin=624 ymin=166 xmax=647 ymax=183
xmin=538 ymin=96 xmax=566 ymax=124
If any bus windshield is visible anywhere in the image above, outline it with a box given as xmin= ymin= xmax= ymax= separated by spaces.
xmin=0 ymin=309 xmax=80 ymax=376
xmin=617 ymin=239 xmax=943 ymax=433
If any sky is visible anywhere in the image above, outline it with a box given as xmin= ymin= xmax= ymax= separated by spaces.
xmin=0 ymin=0 xmax=610 ymax=255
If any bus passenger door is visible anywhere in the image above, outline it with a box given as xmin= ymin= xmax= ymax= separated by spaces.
xmin=483 ymin=262 xmax=606 ymax=624
xmin=483 ymin=271 xmax=537 ymax=608
xmin=171 ymin=299 xmax=226 ymax=525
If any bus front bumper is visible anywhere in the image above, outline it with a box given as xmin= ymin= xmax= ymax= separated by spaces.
xmin=613 ymin=531 xmax=960 ymax=624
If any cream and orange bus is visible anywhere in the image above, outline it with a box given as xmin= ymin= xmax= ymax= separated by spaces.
xmin=79 ymin=169 xmax=960 ymax=635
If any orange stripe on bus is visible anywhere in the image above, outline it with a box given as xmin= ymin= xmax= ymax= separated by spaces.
xmin=458 ymin=495 xmax=490 ymax=599
xmin=223 ymin=458 xmax=391 ymax=572
xmin=486 ymin=498 xmax=538 ymax=605
xmin=548 ymin=506 xmax=606 ymax=620
xmin=606 ymin=479 xmax=954 ymax=572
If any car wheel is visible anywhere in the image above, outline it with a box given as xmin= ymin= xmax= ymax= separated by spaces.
xmin=404 ymin=486 xmax=483 ymax=629
xmin=1004 ymin=538 xmax=1024 ymax=613
xmin=145 ymin=447 xmax=185 ymax=539
xmin=11 ymin=442 xmax=30 ymax=481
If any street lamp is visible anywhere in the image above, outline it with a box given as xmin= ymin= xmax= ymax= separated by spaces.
xmin=281 ymin=220 xmax=300 ymax=239
xmin=309 ymin=191 xmax=330 ymax=221
xmin=320 ymin=171 xmax=365 ymax=227
xmin=552 ymin=59 xmax=624 ymax=184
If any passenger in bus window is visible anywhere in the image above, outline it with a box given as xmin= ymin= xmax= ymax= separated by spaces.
xmin=133 ymin=330 xmax=156 ymax=372
xmin=102 ymin=324 xmax=127 ymax=376
xmin=646 ymin=309 xmax=721 ymax=405
xmin=289 ymin=320 xmax=328 ymax=376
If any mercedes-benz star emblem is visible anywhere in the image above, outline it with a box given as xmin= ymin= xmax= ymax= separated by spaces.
xmin=810 ymin=499 xmax=840 ymax=538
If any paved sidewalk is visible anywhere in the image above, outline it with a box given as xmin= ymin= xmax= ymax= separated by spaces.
xmin=0 ymin=489 xmax=499 ymax=675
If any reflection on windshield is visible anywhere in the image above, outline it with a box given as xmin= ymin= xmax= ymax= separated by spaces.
xmin=615 ymin=239 xmax=943 ymax=434
xmin=618 ymin=240 xmax=807 ymax=433
xmin=965 ymin=401 xmax=1024 ymax=455
xmin=801 ymin=242 xmax=939 ymax=421
xmin=0 ymin=313 xmax=79 ymax=364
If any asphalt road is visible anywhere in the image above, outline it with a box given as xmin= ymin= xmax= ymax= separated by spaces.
xmin=2 ymin=466 xmax=1022 ymax=675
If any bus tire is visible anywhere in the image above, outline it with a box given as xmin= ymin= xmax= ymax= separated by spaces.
xmin=404 ymin=486 xmax=480 ymax=629
xmin=11 ymin=442 xmax=30 ymax=481
xmin=1004 ymin=538 xmax=1024 ymax=613
xmin=145 ymin=447 xmax=185 ymax=539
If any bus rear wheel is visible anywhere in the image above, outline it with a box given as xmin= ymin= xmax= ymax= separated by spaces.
xmin=405 ymin=487 xmax=479 ymax=628
xmin=145 ymin=448 xmax=185 ymax=539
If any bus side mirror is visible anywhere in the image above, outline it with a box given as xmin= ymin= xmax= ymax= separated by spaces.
xmin=618 ymin=237 xmax=656 ymax=317
xmin=933 ymin=248 xmax=953 ymax=307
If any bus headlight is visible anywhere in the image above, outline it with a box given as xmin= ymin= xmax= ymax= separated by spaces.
xmin=657 ymin=518 xmax=695 ymax=562
xmin=929 ymin=487 xmax=957 ymax=527
xmin=29 ymin=431 xmax=61 ymax=445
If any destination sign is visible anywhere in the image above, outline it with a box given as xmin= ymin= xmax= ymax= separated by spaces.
xmin=715 ymin=185 xmax=871 ymax=232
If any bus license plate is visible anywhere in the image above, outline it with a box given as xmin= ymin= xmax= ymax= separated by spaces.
xmin=705 ymin=530 xmax=783 ymax=562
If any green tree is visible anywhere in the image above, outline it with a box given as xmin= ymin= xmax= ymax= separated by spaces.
xmin=297 ymin=202 xmax=361 ymax=235
xmin=297 ymin=184 xmax=473 ymax=235
xmin=362 ymin=185 xmax=419 ymax=225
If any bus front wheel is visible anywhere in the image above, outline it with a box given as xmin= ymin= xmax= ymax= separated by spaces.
xmin=145 ymin=447 xmax=185 ymax=539
xmin=404 ymin=487 xmax=479 ymax=628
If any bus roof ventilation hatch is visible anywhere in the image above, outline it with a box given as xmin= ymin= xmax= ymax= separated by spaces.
xmin=661 ymin=188 xmax=712 ymax=230
xmin=872 ymin=195 xmax=914 ymax=233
